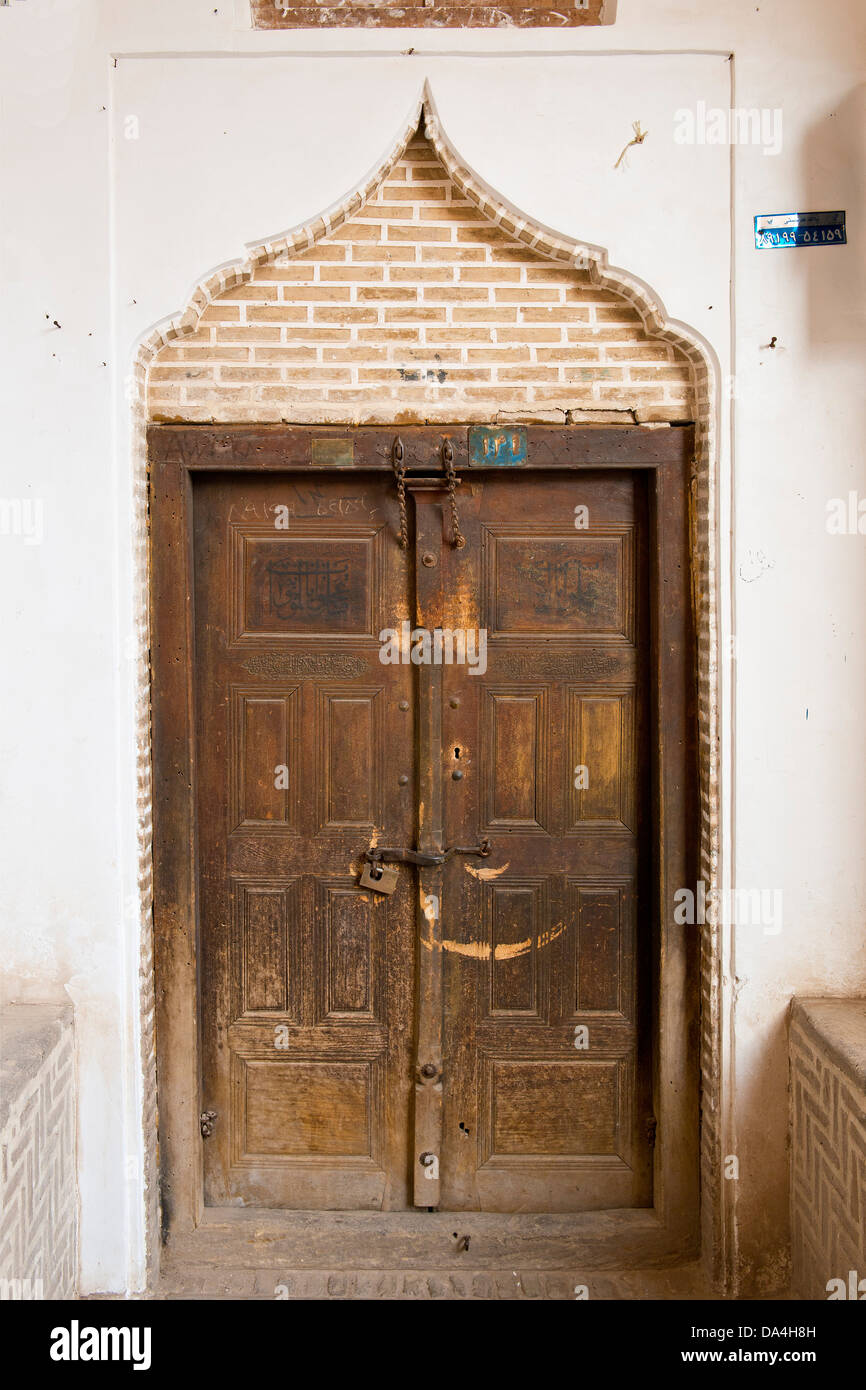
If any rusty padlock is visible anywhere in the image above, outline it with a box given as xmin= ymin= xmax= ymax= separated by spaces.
xmin=359 ymin=859 xmax=399 ymax=896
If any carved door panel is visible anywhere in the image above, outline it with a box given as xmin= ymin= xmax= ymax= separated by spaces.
xmin=432 ymin=470 xmax=652 ymax=1211
xmin=194 ymin=461 xmax=651 ymax=1214
xmin=194 ymin=472 xmax=416 ymax=1209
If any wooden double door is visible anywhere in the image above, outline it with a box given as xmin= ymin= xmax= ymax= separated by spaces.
xmin=193 ymin=457 xmax=654 ymax=1214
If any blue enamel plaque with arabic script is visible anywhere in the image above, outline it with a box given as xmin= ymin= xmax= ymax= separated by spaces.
xmin=755 ymin=211 xmax=846 ymax=249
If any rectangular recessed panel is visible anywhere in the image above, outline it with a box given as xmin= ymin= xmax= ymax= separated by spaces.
xmin=482 ymin=690 xmax=547 ymax=831
xmin=233 ymin=878 xmax=300 ymax=1017
xmin=569 ymin=689 xmax=635 ymax=830
xmin=242 ymin=1060 xmax=372 ymax=1157
xmin=486 ymin=882 xmax=544 ymax=1017
xmin=241 ymin=698 xmax=286 ymax=822
xmin=576 ymin=887 xmax=622 ymax=1013
xmin=486 ymin=532 xmax=630 ymax=637
xmin=319 ymin=690 xmax=380 ymax=829
xmin=322 ymin=885 xmax=374 ymax=1017
xmin=490 ymin=1060 xmax=619 ymax=1157
xmin=242 ymin=886 xmax=288 ymax=1013
xmin=240 ymin=534 xmax=373 ymax=637
xmin=230 ymin=687 xmax=302 ymax=831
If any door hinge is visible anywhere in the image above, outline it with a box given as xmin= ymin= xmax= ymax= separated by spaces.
xmin=200 ymin=1110 xmax=217 ymax=1139
xmin=645 ymin=1116 xmax=657 ymax=1147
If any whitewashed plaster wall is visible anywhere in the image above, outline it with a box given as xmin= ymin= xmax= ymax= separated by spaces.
xmin=0 ymin=0 xmax=863 ymax=1294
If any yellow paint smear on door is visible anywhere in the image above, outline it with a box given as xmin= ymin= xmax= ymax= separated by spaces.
xmin=464 ymin=861 xmax=510 ymax=881
xmin=420 ymin=920 xmax=566 ymax=960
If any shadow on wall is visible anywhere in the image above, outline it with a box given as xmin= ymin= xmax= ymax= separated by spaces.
xmin=804 ymin=83 xmax=865 ymax=351
xmin=734 ymin=1005 xmax=792 ymax=1298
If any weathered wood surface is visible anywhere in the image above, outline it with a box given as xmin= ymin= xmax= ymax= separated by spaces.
xmin=148 ymin=423 xmax=694 ymax=472
xmin=149 ymin=423 xmax=698 ymax=1271
xmin=165 ymin=1206 xmax=684 ymax=1269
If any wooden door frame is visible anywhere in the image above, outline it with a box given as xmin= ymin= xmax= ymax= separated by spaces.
xmin=148 ymin=422 xmax=699 ymax=1274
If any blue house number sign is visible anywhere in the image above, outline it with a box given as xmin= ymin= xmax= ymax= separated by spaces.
xmin=755 ymin=211 xmax=847 ymax=249
xmin=468 ymin=426 xmax=529 ymax=466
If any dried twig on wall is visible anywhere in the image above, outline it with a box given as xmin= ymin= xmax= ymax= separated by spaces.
xmin=614 ymin=121 xmax=649 ymax=170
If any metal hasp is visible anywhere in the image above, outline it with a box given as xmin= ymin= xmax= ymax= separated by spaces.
xmin=358 ymin=842 xmax=489 ymax=895
xmin=364 ymin=840 xmax=491 ymax=868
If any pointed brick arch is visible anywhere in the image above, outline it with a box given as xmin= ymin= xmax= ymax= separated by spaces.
xmin=133 ymin=92 xmax=723 ymax=1287
xmin=141 ymin=97 xmax=706 ymax=432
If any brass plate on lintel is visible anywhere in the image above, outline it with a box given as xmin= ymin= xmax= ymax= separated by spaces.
xmin=311 ymin=438 xmax=354 ymax=468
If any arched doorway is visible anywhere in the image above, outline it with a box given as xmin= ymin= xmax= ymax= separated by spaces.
xmin=140 ymin=97 xmax=720 ymax=1288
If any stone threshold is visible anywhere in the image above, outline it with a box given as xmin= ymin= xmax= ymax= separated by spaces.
xmin=149 ymin=1262 xmax=718 ymax=1300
